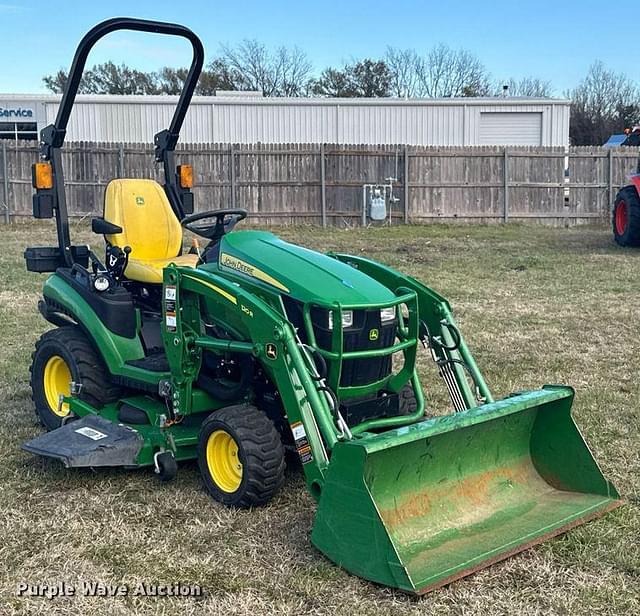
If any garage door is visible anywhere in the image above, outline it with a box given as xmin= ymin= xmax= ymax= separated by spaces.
xmin=479 ymin=112 xmax=542 ymax=146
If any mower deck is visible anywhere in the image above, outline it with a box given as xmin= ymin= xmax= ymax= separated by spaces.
xmin=22 ymin=415 xmax=143 ymax=468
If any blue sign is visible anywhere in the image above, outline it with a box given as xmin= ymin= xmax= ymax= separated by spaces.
xmin=0 ymin=107 xmax=34 ymax=118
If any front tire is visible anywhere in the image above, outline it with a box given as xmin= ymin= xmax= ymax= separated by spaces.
xmin=198 ymin=404 xmax=285 ymax=508
xmin=30 ymin=326 xmax=121 ymax=431
xmin=613 ymin=186 xmax=640 ymax=246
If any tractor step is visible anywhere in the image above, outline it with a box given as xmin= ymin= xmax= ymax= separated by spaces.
xmin=125 ymin=353 xmax=170 ymax=372
xmin=22 ymin=415 xmax=143 ymax=468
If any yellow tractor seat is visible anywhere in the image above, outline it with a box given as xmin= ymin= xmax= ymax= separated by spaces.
xmin=103 ymin=179 xmax=198 ymax=284
xmin=123 ymin=253 xmax=199 ymax=284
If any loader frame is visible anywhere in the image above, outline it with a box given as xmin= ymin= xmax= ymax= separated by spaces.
xmin=56 ymin=256 xmax=494 ymax=494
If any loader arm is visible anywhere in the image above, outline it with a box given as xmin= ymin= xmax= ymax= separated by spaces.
xmin=162 ymin=265 xmax=349 ymax=492
xmin=330 ymin=252 xmax=493 ymax=411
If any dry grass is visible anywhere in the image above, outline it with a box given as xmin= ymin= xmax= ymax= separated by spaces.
xmin=0 ymin=220 xmax=638 ymax=615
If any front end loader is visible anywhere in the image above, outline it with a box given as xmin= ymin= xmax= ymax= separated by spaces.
xmin=22 ymin=17 xmax=622 ymax=594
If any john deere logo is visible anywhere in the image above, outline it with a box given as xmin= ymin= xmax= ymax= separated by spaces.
xmin=369 ymin=328 xmax=379 ymax=341
xmin=265 ymin=343 xmax=278 ymax=360
xmin=135 ymin=196 xmax=145 ymax=205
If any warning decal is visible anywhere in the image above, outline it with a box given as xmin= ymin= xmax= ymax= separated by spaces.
xmin=164 ymin=286 xmax=177 ymax=332
xmin=291 ymin=421 xmax=313 ymax=464
xmin=165 ymin=312 xmax=177 ymax=332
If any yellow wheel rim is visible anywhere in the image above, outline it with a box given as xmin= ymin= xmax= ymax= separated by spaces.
xmin=43 ymin=355 xmax=71 ymax=417
xmin=206 ymin=429 xmax=243 ymax=493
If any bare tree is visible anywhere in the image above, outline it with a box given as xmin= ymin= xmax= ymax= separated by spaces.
xmin=385 ymin=47 xmax=421 ymax=97
xmin=276 ymin=46 xmax=313 ymax=96
xmin=219 ymin=39 xmax=312 ymax=96
xmin=416 ymin=44 xmax=490 ymax=97
xmin=568 ymin=61 xmax=640 ymax=145
xmin=496 ymin=77 xmax=552 ymax=97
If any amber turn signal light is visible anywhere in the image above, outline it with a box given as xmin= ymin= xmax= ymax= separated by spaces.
xmin=178 ymin=164 xmax=193 ymax=189
xmin=32 ymin=162 xmax=53 ymax=190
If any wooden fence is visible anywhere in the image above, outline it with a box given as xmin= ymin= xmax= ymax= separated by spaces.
xmin=1 ymin=141 xmax=638 ymax=225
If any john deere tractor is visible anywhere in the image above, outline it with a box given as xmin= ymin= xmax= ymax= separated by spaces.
xmin=22 ymin=18 xmax=622 ymax=594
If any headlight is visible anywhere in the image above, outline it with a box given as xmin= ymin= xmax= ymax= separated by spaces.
xmin=380 ymin=306 xmax=396 ymax=323
xmin=328 ymin=310 xmax=353 ymax=329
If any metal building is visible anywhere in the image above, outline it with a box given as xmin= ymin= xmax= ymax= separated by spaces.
xmin=0 ymin=94 xmax=570 ymax=147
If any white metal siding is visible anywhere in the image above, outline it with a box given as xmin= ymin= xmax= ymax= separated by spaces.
xmin=12 ymin=95 xmax=569 ymax=147
xmin=212 ymin=103 xmax=336 ymax=143
xmin=478 ymin=112 xmax=542 ymax=146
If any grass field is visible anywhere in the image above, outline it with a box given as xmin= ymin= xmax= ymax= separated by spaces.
xmin=0 ymin=221 xmax=638 ymax=615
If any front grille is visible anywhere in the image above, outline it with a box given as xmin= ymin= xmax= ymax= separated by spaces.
xmin=329 ymin=310 xmax=394 ymax=387
xmin=282 ymin=297 xmax=396 ymax=389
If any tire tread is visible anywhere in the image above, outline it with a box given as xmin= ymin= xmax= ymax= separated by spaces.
xmin=613 ymin=186 xmax=640 ymax=246
xmin=199 ymin=404 xmax=285 ymax=508
xmin=30 ymin=326 xmax=121 ymax=429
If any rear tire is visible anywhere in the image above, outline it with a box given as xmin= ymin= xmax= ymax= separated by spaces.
xmin=198 ymin=404 xmax=285 ymax=508
xmin=613 ymin=186 xmax=640 ymax=246
xmin=30 ymin=326 xmax=121 ymax=431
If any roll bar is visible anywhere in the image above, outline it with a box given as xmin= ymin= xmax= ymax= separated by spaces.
xmin=38 ymin=18 xmax=204 ymax=266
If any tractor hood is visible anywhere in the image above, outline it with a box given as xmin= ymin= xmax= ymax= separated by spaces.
xmin=212 ymin=231 xmax=395 ymax=305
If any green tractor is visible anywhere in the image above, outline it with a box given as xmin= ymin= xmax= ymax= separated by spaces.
xmin=23 ymin=18 xmax=622 ymax=594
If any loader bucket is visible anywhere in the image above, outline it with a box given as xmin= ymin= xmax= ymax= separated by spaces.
xmin=311 ymin=386 xmax=621 ymax=594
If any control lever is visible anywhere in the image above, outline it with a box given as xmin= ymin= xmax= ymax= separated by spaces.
xmin=106 ymin=245 xmax=132 ymax=281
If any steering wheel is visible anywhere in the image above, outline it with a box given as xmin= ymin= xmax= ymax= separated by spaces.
xmin=181 ymin=209 xmax=248 ymax=241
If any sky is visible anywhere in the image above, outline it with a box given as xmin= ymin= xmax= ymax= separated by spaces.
xmin=0 ymin=0 xmax=638 ymax=95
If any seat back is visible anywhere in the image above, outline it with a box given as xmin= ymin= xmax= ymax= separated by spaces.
xmin=104 ymin=179 xmax=182 ymax=260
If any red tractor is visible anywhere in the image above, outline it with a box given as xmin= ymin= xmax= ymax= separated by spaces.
xmin=613 ymin=172 xmax=640 ymax=246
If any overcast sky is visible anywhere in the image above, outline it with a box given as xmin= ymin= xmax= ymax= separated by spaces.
xmin=0 ymin=0 xmax=637 ymax=95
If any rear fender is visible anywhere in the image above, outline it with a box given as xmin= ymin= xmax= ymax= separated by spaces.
xmin=628 ymin=174 xmax=640 ymax=194
xmin=42 ymin=273 xmax=145 ymax=374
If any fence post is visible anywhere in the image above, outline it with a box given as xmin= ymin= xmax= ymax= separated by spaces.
xmin=503 ymin=148 xmax=509 ymax=223
xmin=320 ymin=143 xmax=327 ymax=228
xmin=608 ymin=148 xmax=614 ymax=208
xmin=230 ymin=144 xmax=236 ymax=209
xmin=2 ymin=142 xmax=8 ymax=224
xmin=403 ymin=145 xmax=410 ymax=224
xmin=117 ymin=143 xmax=124 ymax=178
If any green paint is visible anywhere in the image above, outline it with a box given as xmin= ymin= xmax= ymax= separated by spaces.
xmin=311 ymin=387 xmax=621 ymax=593
xmin=43 ymin=275 xmax=145 ymax=368
xmin=203 ymin=230 xmax=396 ymax=305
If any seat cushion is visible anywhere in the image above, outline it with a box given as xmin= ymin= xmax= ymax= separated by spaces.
xmin=104 ymin=179 xmax=183 ymax=261
xmin=125 ymin=253 xmax=199 ymax=284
